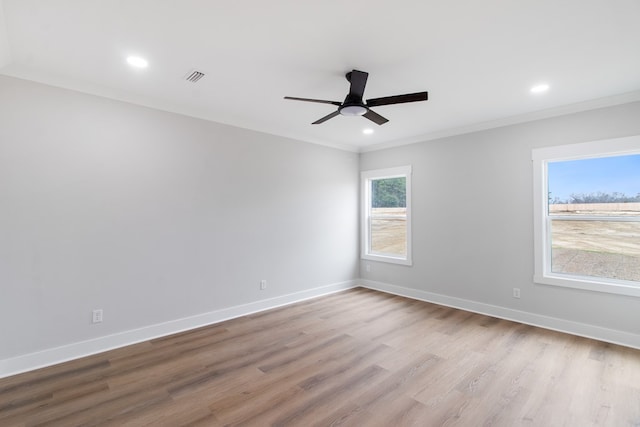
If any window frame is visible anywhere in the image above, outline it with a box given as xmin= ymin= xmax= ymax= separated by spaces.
xmin=361 ymin=165 xmax=412 ymax=266
xmin=532 ymin=135 xmax=640 ymax=297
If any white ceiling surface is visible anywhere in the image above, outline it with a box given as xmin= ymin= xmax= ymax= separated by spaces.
xmin=1 ymin=1 xmax=640 ymax=152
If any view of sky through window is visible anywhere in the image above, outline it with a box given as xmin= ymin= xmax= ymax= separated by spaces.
xmin=548 ymin=154 xmax=640 ymax=202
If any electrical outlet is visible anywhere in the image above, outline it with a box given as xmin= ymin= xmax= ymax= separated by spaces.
xmin=513 ymin=288 xmax=521 ymax=299
xmin=92 ymin=309 xmax=103 ymax=323
xmin=260 ymin=280 xmax=267 ymax=290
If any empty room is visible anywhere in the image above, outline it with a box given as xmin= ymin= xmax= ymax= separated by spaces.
xmin=1 ymin=1 xmax=640 ymax=425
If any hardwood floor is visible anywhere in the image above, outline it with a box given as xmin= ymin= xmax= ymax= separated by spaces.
xmin=1 ymin=287 xmax=640 ymax=426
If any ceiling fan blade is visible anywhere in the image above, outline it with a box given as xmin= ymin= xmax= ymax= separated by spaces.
xmin=312 ymin=110 xmax=340 ymax=124
xmin=363 ymin=109 xmax=389 ymax=125
xmin=284 ymin=96 xmax=341 ymax=106
xmin=366 ymin=91 xmax=428 ymax=107
xmin=348 ymin=70 xmax=369 ymax=98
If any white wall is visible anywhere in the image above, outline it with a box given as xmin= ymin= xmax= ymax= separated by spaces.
xmin=3 ymin=72 xmax=639 ymax=377
xmin=0 ymin=0 xmax=11 ymax=68
xmin=0 ymin=75 xmax=359 ymax=371
xmin=360 ymin=101 xmax=640 ymax=345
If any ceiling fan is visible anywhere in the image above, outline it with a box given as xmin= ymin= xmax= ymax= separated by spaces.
xmin=284 ymin=69 xmax=428 ymax=125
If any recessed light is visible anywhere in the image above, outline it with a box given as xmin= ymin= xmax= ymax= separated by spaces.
xmin=363 ymin=128 xmax=374 ymax=135
xmin=530 ymin=83 xmax=549 ymax=94
xmin=126 ymin=56 xmax=148 ymax=69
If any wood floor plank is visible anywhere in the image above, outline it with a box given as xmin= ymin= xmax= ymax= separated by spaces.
xmin=1 ymin=287 xmax=640 ymax=426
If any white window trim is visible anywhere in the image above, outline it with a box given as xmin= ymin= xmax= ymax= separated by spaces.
xmin=532 ymin=135 xmax=640 ymax=297
xmin=361 ymin=165 xmax=412 ymax=266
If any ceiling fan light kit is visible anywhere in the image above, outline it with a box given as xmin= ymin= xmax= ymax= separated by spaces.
xmin=285 ymin=70 xmax=428 ymax=126
xmin=339 ymin=105 xmax=367 ymax=116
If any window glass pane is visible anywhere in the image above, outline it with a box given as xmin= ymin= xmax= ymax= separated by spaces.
xmin=548 ymin=154 xmax=640 ymax=216
xmin=371 ymin=209 xmax=406 ymax=256
xmin=547 ymin=153 xmax=640 ymax=283
xmin=370 ymin=177 xmax=406 ymax=256
xmin=550 ymin=219 xmax=640 ymax=282
xmin=372 ymin=177 xmax=406 ymax=208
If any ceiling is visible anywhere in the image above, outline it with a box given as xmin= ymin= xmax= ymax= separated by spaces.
xmin=1 ymin=0 xmax=640 ymax=152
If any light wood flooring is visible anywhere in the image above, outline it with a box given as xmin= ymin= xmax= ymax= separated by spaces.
xmin=1 ymin=287 xmax=640 ymax=426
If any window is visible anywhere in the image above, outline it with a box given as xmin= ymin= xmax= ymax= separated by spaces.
xmin=361 ymin=166 xmax=412 ymax=265
xmin=532 ymin=135 xmax=640 ymax=297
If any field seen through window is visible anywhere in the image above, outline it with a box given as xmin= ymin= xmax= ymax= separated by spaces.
xmin=370 ymin=204 xmax=640 ymax=283
xmin=550 ymin=203 xmax=640 ymax=282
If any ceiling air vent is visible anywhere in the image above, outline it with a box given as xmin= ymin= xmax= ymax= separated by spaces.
xmin=184 ymin=70 xmax=205 ymax=83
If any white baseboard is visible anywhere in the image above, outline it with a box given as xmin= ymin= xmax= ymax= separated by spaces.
xmin=360 ymin=279 xmax=640 ymax=350
xmin=0 ymin=280 xmax=358 ymax=379
xmin=5 ymin=278 xmax=638 ymax=379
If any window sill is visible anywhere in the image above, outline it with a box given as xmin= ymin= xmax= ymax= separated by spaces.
xmin=362 ymin=253 xmax=412 ymax=266
xmin=534 ymin=274 xmax=640 ymax=298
